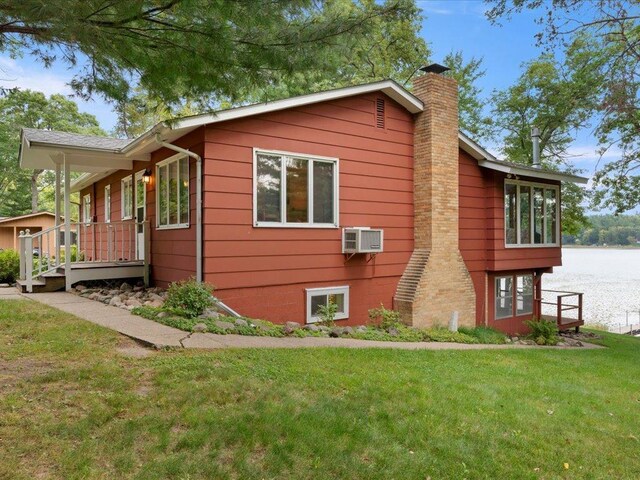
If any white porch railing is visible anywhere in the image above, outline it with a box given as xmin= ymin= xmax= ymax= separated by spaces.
xmin=18 ymin=221 xmax=149 ymax=292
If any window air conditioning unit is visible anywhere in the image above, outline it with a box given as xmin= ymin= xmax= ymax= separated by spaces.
xmin=342 ymin=227 xmax=384 ymax=254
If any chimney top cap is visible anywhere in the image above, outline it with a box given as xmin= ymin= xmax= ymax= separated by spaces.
xmin=420 ymin=63 xmax=451 ymax=74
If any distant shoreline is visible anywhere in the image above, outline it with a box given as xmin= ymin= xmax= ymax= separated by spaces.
xmin=563 ymin=245 xmax=640 ymax=250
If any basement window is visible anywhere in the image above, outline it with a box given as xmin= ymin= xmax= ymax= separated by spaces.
xmin=254 ymin=149 xmax=338 ymax=228
xmin=306 ymin=286 xmax=350 ymax=323
xmin=495 ymin=274 xmax=533 ymax=320
xmin=505 ymin=180 xmax=558 ymax=247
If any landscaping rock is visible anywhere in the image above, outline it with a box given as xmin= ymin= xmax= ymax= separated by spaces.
xmin=120 ymin=282 xmax=133 ymax=292
xmin=234 ymin=318 xmax=249 ymax=327
xmin=75 ymin=284 xmax=87 ymax=292
xmin=157 ymin=311 xmax=169 ymax=318
xmin=199 ymin=309 xmax=220 ymax=319
xmin=0 ymin=283 xmax=10 ymax=288
xmin=193 ymin=322 xmax=208 ymax=333
xmin=283 ymin=321 xmax=301 ymax=335
xmin=148 ymin=293 xmax=164 ymax=303
xmin=356 ymin=326 xmax=368 ymax=333
xmin=329 ymin=327 xmax=343 ymax=337
xmin=109 ymin=295 xmax=123 ymax=306
xmin=133 ymin=286 xmax=144 ymax=292
xmin=304 ymin=324 xmax=320 ymax=332
xmin=318 ymin=326 xmax=331 ymax=333
xmin=125 ymin=298 xmax=142 ymax=308
xmin=342 ymin=326 xmax=354 ymax=336
xmin=109 ymin=289 xmax=120 ymax=296
xmin=387 ymin=327 xmax=399 ymax=337
xmin=214 ymin=320 xmax=235 ymax=331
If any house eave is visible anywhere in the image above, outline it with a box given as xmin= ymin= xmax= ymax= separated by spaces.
xmin=458 ymin=131 xmax=589 ymax=185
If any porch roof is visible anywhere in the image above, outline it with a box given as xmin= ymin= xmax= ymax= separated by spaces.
xmin=19 ymin=128 xmax=149 ymax=173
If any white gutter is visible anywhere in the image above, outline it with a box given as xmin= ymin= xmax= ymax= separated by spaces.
xmin=154 ymin=134 xmax=203 ymax=283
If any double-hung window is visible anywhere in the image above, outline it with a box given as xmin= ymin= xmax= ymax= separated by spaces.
xmin=104 ymin=185 xmax=111 ymax=223
xmin=254 ymin=149 xmax=338 ymax=227
xmin=82 ymin=194 xmax=91 ymax=225
xmin=121 ymin=175 xmax=133 ymax=220
xmin=505 ymin=180 xmax=558 ymax=246
xmin=156 ymin=155 xmax=189 ymax=228
xmin=495 ymin=274 xmax=534 ymax=320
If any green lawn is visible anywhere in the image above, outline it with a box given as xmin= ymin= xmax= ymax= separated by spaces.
xmin=1 ymin=299 xmax=639 ymax=479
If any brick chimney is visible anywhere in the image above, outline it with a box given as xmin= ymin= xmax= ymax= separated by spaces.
xmin=394 ymin=66 xmax=476 ymax=328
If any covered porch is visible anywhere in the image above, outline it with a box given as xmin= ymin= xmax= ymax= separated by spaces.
xmin=16 ymin=129 xmax=151 ymax=292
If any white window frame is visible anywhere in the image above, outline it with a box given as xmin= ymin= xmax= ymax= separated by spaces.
xmin=253 ymin=148 xmax=339 ymax=228
xmin=82 ymin=194 xmax=91 ymax=225
xmin=121 ymin=175 xmax=133 ymax=220
xmin=104 ymin=185 xmax=111 ymax=223
xmin=504 ymin=179 xmax=560 ymax=248
xmin=305 ymin=286 xmax=350 ymax=324
xmin=156 ymin=153 xmax=190 ymax=230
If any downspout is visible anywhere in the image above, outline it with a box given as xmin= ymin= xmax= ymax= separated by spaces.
xmin=155 ymin=134 xmax=203 ymax=283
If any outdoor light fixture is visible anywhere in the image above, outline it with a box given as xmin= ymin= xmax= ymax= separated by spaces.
xmin=142 ymin=169 xmax=152 ymax=184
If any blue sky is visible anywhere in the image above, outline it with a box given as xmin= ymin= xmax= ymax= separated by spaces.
xmin=0 ymin=0 xmax=611 ymax=179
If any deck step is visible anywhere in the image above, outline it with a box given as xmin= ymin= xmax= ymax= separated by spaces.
xmin=16 ymin=275 xmax=65 ymax=293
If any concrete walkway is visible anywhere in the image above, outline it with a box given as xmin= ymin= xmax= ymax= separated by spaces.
xmin=2 ymin=288 xmax=604 ymax=350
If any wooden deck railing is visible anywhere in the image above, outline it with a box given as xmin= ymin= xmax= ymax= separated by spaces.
xmin=537 ymin=289 xmax=584 ymax=328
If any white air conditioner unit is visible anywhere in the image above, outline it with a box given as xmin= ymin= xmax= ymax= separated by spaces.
xmin=342 ymin=227 xmax=384 ymax=254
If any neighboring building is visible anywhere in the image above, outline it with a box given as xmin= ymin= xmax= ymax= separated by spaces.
xmin=0 ymin=212 xmax=57 ymax=254
xmin=17 ymin=67 xmax=587 ymax=334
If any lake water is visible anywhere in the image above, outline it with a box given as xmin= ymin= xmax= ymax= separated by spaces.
xmin=544 ymin=248 xmax=640 ymax=329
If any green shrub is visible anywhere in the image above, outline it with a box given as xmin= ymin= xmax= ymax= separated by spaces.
xmin=0 ymin=249 xmax=20 ymax=283
xmin=368 ymin=303 xmax=402 ymax=329
xmin=422 ymin=327 xmax=478 ymax=344
xmin=317 ymin=300 xmax=338 ymax=326
xmin=524 ymin=318 xmax=558 ymax=346
xmin=458 ymin=326 xmax=507 ymax=344
xmin=164 ymin=278 xmax=216 ymax=318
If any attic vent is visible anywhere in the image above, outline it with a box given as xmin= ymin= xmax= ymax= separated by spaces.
xmin=376 ymin=98 xmax=385 ymax=128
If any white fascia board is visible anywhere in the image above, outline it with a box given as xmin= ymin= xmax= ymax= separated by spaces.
xmin=458 ymin=131 xmax=499 ymax=161
xmin=171 ymin=81 xmax=423 ymax=131
xmin=477 ymin=159 xmax=589 ymax=184
xmin=460 ymin=131 xmax=589 ymax=185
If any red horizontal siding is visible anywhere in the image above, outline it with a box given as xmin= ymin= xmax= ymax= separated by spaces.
xmin=202 ymin=92 xmax=414 ymax=324
xmin=80 ymin=128 xmax=204 ymax=286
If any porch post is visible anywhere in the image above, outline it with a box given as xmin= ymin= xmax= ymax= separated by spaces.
xmin=55 ymin=162 xmax=61 ymax=266
xmin=64 ymin=156 xmax=72 ymax=291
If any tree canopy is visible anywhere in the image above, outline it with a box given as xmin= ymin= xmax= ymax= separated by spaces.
xmin=0 ymin=90 xmax=104 ymax=217
xmin=0 ymin=0 xmax=427 ymax=105
xmin=485 ymin=0 xmax=640 ymax=213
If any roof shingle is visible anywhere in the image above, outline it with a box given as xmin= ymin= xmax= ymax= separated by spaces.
xmin=22 ymin=128 xmax=131 ymax=151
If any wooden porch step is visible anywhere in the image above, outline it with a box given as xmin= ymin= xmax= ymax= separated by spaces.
xmin=16 ymin=275 xmax=65 ymax=293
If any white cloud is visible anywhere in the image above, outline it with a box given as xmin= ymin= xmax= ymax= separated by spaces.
xmin=0 ymin=56 xmax=74 ymax=96
xmin=418 ymin=1 xmax=487 ymax=17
